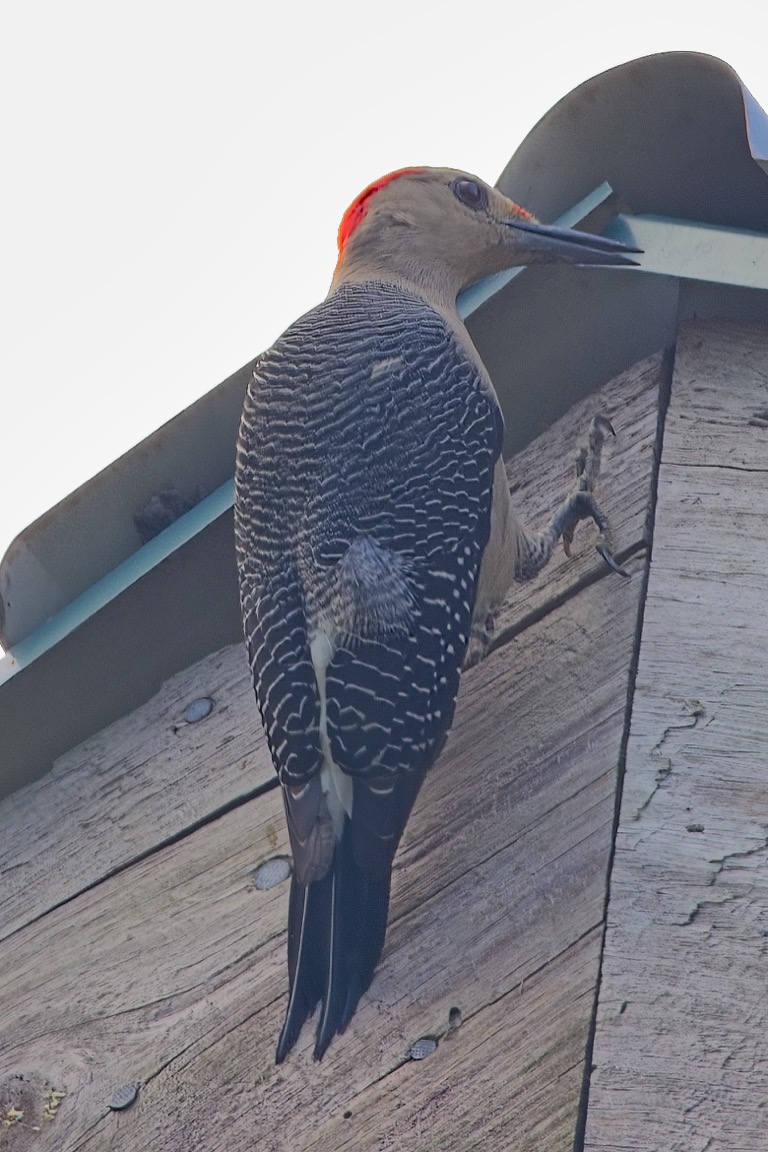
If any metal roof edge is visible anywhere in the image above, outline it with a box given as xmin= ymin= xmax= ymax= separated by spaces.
xmin=743 ymin=87 xmax=768 ymax=172
xmin=496 ymin=51 xmax=768 ymax=232
xmin=4 ymin=52 xmax=766 ymax=657
xmin=0 ymin=480 xmax=234 ymax=687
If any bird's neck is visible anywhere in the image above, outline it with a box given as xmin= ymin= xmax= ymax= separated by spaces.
xmin=327 ymin=267 xmax=493 ymax=395
xmin=329 ymin=249 xmax=467 ymax=317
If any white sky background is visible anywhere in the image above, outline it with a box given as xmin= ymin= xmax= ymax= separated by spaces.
xmin=1 ymin=1 xmax=767 ymax=567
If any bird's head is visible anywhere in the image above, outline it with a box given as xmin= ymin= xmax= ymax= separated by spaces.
xmin=330 ymin=167 xmax=639 ymax=306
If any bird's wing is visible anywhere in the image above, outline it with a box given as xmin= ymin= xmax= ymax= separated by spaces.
xmin=315 ymin=287 xmax=505 ymax=874
xmin=236 ymin=362 xmax=330 ymax=879
xmin=235 ymin=283 xmax=504 ymax=1059
xmin=236 ymin=284 xmax=503 ymax=878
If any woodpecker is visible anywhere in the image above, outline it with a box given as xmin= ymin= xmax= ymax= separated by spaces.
xmin=234 ymin=167 xmax=638 ymax=1063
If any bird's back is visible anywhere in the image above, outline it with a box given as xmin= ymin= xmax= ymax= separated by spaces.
xmin=236 ymin=281 xmax=503 ymax=789
xmin=234 ymin=279 xmax=504 ymax=1059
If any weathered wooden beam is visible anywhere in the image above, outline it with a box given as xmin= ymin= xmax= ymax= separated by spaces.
xmin=0 ymin=567 xmax=644 ymax=1151
xmin=0 ymin=642 xmax=270 ymax=942
xmin=584 ymin=320 xmax=768 ymax=1151
xmin=0 ymin=354 xmax=663 ymax=945
xmin=0 ymin=351 xmax=663 ymax=1149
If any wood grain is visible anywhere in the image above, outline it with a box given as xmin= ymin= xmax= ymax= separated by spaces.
xmin=0 ymin=643 xmax=270 ymax=942
xmin=584 ymin=320 xmax=768 ymax=1152
xmin=0 ymin=567 xmax=644 ymax=1152
xmin=0 ymin=352 xmax=663 ymax=944
xmin=497 ymin=350 xmax=662 ymax=637
xmin=0 ymin=350 xmax=662 ymax=1151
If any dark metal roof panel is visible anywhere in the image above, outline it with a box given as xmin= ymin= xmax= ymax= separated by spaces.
xmin=497 ymin=51 xmax=768 ymax=230
xmin=0 ymin=360 xmax=252 ymax=650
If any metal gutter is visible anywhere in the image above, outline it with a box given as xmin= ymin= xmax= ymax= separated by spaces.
xmin=0 ymin=358 xmax=253 ymax=651
xmin=605 ymin=215 xmax=768 ymax=290
xmin=497 ymin=53 xmax=768 ymax=232
xmin=744 ymin=87 xmax=768 ymax=176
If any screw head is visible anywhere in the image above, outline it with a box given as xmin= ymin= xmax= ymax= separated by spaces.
xmin=109 ymin=1084 xmax=138 ymax=1111
xmin=252 ymin=857 xmax=292 ymax=890
xmin=409 ymin=1037 xmax=437 ymax=1061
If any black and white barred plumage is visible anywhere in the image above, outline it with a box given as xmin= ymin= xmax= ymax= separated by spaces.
xmin=234 ymin=164 xmax=636 ymax=1063
xmin=235 ymin=282 xmax=502 ymax=1060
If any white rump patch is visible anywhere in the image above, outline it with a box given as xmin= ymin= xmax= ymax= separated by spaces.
xmin=309 ymin=624 xmax=353 ymax=836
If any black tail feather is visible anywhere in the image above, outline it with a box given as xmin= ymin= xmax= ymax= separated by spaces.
xmin=275 ymin=871 xmax=326 ymax=1063
xmin=275 ymin=825 xmax=392 ymax=1063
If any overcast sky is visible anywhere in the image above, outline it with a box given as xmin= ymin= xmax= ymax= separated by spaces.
xmin=2 ymin=1 xmax=767 ymax=571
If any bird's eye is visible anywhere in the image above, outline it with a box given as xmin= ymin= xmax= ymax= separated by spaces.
xmin=451 ymin=179 xmax=488 ymax=211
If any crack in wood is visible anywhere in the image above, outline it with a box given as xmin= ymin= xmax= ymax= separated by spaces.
xmin=708 ymin=834 xmax=768 ymax=876
xmin=2 ymin=776 xmax=280 ymax=946
xmin=633 ymin=700 xmax=707 ymax=820
xmin=584 ymin=321 xmax=768 ymax=1152
xmin=664 ymin=460 xmax=768 ymax=473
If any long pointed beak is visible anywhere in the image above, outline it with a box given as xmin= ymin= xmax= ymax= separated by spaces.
xmin=505 ymin=217 xmax=642 ymax=266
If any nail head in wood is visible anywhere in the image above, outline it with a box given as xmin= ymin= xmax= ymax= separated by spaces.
xmin=252 ymin=856 xmax=292 ymax=890
xmin=182 ymin=697 xmax=214 ymax=723
xmin=448 ymin=1006 xmax=462 ymax=1032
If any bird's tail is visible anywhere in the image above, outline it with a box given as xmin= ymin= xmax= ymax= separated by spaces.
xmin=275 ymin=825 xmax=391 ymax=1063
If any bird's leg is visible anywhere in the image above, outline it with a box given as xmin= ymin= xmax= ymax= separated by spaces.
xmin=464 ymin=416 xmax=627 ymax=671
xmin=462 ymin=414 xmax=626 ymax=672
xmin=515 ymin=414 xmax=630 ymax=582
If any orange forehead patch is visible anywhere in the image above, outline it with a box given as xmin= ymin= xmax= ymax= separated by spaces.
xmin=337 ymin=167 xmax=425 ymax=254
xmin=508 ymin=201 xmax=534 ymax=222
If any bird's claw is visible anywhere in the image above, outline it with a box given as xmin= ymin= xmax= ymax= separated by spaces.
xmin=591 ymin=413 xmax=616 ymax=439
xmin=596 ymin=541 xmax=631 ymax=578
xmin=464 ymin=613 xmax=496 ymax=668
xmin=562 ymin=414 xmax=628 ymax=576
xmin=513 ymin=413 xmax=628 ymax=583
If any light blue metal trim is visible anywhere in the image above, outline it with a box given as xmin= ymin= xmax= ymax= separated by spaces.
xmin=0 ymin=479 xmax=235 ymax=685
xmin=604 ymin=214 xmax=768 ymax=290
xmin=457 ymin=181 xmax=616 ymax=318
xmin=743 ymin=86 xmax=768 ymax=171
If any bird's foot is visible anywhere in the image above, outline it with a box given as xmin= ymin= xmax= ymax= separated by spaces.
xmin=464 ymin=613 xmax=496 ymax=669
xmin=515 ymin=414 xmax=629 ymax=581
xmin=561 ymin=415 xmax=629 ymax=577
xmin=560 ymin=489 xmax=630 ymax=577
